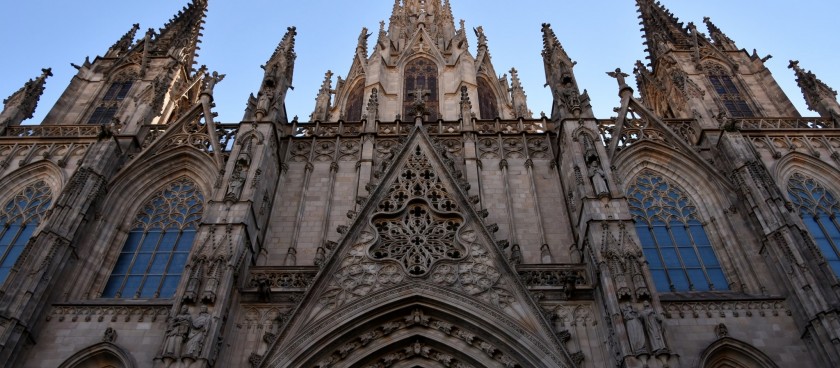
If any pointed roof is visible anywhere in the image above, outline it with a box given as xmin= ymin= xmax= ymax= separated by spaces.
xmin=106 ymin=23 xmax=140 ymax=57
xmin=636 ymin=0 xmax=692 ymax=63
xmin=789 ymin=60 xmax=839 ymax=117
xmin=703 ymin=16 xmax=738 ymax=51
xmin=261 ymin=126 xmax=577 ymax=367
xmin=1 ymin=68 xmax=52 ymax=123
xmin=150 ymin=0 xmax=208 ymax=68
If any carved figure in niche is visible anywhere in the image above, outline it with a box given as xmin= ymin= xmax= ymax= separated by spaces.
xmin=255 ymin=86 xmax=273 ymax=117
xmin=184 ymin=305 xmax=212 ymax=358
xmin=162 ymin=305 xmax=192 ymax=358
xmin=376 ymin=145 xmax=396 ymax=178
xmin=226 ymin=157 xmax=249 ymax=201
xmin=588 ymin=159 xmax=609 ymax=198
xmin=642 ymin=301 xmax=668 ymax=353
xmin=622 ymin=304 xmax=647 ymax=355
xmin=509 ymin=244 xmax=522 ymax=265
xmin=102 ymin=327 xmax=117 ymax=343
xmin=183 ymin=259 xmax=203 ymax=302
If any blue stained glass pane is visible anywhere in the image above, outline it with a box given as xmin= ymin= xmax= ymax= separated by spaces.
xmin=122 ymin=275 xmax=143 ymax=297
xmin=707 ymin=268 xmax=729 ymax=290
xmin=139 ymin=276 xmax=161 ymax=298
xmin=660 ymin=247 xmax=681 ymax=268
xmin=122 ymin=232 xmax=144 ymax=252
xmin=687 ymin=268 xmax=709 ymax=291
xmin=650 ymin=269 xmax=670 ymax=292
xmin=819 ymin=217 xmax=840 ymax=244
xmin=111 ymin=253 xmax=133 ymax=274
xmin=643 ymin=249 xmax=662 ymax=267
xmin=821 ymin=247 xmax=839 ymax=261
xmin=14 ymin=224 xmax=35 ymax=245
xmin=140 ymin=231 xmax=162 ymax=251
xmin=671 ymin=225 xmax=691 ymax=247
xmin=698 ymin=246 xmax=721 ymax=266
xmin=1 ymin=244 xmax=25 ymax=267
xmin=176 ymin=231 xmax=196 ymax=251
xmin=148 ymin=253 xmax=170 ymax=274
xmin=130 ymin=253 xmax=152 ymax=273
xmin=653 ymin=225 xmax=672 ymax=247
xmin=167 ymin=253 xmax=188 ymax=273
xmin=160 ymin=275 xmax=181 ymax=297
xmin=636 ymin=225 xmax=655 ymax=249
xmin=158 ymin=232 xmax=179 ymax=251
xmin=679 ymin=247 xmax=701 ymax=267
xmin=667 ymin=269 xmax=689 ymax=291
xmin=0 ymin=224 xmax=20 ymax=246
xmin=804 ymin=217 xmax=826 ymax=241
xmin=102 ymin=275 xmax=124 ymax=297
xmin=688 ymin=223 xmax=710 ymax=246
xmin=828 ymin=261 xmax=840 ymax=276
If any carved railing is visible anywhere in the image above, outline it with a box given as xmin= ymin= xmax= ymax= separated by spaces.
xmin=4 ymin=124 xmax=111 ymax=138
xmin=516 ymin=264 xmax=589 ymax=289
xmin=142 ymin=123 xmax=238 ymax=153
xmin=292 ymin=121 xmax=364 ymax=137
xmin=474 ymin=119 xmax=547 ymax=135
xmin=599 ymin=118 xmax=699 ymax=152
xmin=736 ymin=117 xmax=836 ymax=130
xmin=664 ymin=119 xmax=698 ymax=145
xmin=246 ymin=266 xmax=318 ymax=290
xmin=291 ymin=119 xmax=549 ymax=138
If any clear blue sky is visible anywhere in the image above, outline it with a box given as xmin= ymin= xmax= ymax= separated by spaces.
xmin=2 ymin=1 xmax=838 ymax=124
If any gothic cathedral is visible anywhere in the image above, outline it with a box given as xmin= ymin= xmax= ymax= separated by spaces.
xmin=1 ymin=1 xmax=839 ymax=367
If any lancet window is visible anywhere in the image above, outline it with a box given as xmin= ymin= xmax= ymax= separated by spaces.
xmin=627 ymin=171 xmax=728 ymax=292
xmin=477 ymin=78 xmax=499 ymax=119
xmin=345 ymin=81 xmax=365 ymax=121
xmin=102 ymin=177 xmax=204 ymax=299
xmin=705 ymin=63 xmax=753 ymax=118
xmin=0 ymin=180 xmax=52 ymax=284
xmin=787 ymin=173 xmax=840 ymax=276
xmin=403 ymin=58 xmax=439 ymax=120
xmin=87 ymin=80 xmax=134 ymax=125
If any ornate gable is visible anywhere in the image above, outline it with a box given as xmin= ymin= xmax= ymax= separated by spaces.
xmin=261 ymin=125 xmax=577 ymax=367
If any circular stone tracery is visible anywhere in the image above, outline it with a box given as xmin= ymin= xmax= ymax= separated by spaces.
xmin=370 ymin=200 xmax=465 ymax=276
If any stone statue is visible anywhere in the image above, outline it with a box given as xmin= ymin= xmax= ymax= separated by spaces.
xmin=162 ymin=305 xmax=192 ymax=358
xmin=185 ymin=306 xmax=212 ymax=358
xmin=474 ymin=26 xmax=487 ymax=47
xmin=622 ymin=304 xmax=647 ymax=355
xmin=588 ymin=160 xmax=609 ymax=198
xmin=607 ymin=68 xmax=630 ymax=89
xmin=204 ymin=71 xmax=225 ymax=94
xmin=642 ymin=301 xmax=667 ymax=353
xmin=256 ymin=88 xmax=273 ymax=117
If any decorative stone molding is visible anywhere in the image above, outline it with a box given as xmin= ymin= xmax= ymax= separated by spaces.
xmin=47 ymin=304 xmax=170 ymax=323
xmin=661 ymin=299 xmax=790 ymax=319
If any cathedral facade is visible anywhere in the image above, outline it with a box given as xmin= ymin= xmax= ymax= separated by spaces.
xmin=1 ymin=1 xmax=839 ymax=367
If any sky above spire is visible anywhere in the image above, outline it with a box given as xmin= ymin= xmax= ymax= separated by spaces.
xmin=1 ymin=0 xmax=838 ymax=124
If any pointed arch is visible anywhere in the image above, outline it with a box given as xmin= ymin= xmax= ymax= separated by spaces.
xmin=626 ymin=169 xmax=729 ymax=292
xmin=0 ymin=179 xmax=54 ymax=284
xmin=403 ymin=57 xmax=440 ymax=120
xmin=699 ymin=337 xmax=779 ymax=368
xmin=272 ymin=285 xmax=568 ymax=368
xmin=343 ymin=79 xmax=366 ymax=121
xmin=57 ymin=342 xmax=136 ymax=368
xmin=702 ymin=61 xmax=754 ymax=117
xmin=477 ymin=77 xmax=499 ymax=119
xmin=101 ymin=176 xmax=204 ymax=299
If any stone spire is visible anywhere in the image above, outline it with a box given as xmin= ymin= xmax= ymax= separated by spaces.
xmin=703 ymin=16 xmax=738 ymax=51
xmin=636 ymin=0 xmax=692 ymax=64
xmin=150 ymin=0 xmax=208 ymax=68
xmin=509 ymin=68 xmax=530 ymax=118
xmin=106 ymin=23 xmax=140 ymax=58
xmin=310 ymin=70 xmax=334 ymax=122
xmin=789 ymin=60 xmax=840 ymax=119
xmin=541 ymin=23 xmax=590 ymax=120
xmin=251 ymin=26 xmax=297 ymax=123
xmin=0 ymin=68 xmax=52 ymax=128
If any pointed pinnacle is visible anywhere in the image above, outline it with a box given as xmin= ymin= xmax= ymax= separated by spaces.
xmin=109 ymin=23 xmax=140 ymax=53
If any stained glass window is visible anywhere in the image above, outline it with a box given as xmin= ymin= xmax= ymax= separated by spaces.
xmin=403 ymin=58 xmax=439 ymax=120
xmin=787 ymin=173 xmax=840 ymax=276
xmin=0 ymin=181 xmax=52 ymax=284
xmin=627 ymin=171 xmax=728 ymax=292
xmin=477 ymin=78 xmax=499 ymax=119
xmin=345 ymin=82 xmax=365 ymax=121
xmin=706 ymin=64 xmax=753 ymax=118
xmin=102 ymin=178 xmax=204 ymax=299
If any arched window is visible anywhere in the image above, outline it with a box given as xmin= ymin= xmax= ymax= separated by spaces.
xmin=103 ymin=177 xmax=204 ymax=299
xmin=403 ymin=58 xmax=439 ymax=120
xmin=477 ymin=78 xmax=499 ymax=119
xmin=787 ymin=173 xmax=840 ymax=276
xmin=705 ymin=64 xmax=753 ymax=118
xmin=627 ymin=171 xmax=728 ymax=292
xmin=0 ymin=180 xmax=52 ymax=283
xmin=344 ymin=81 xmax=365 ymax=121
xmin=88 ymin=79 xmax=134 ymax=125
